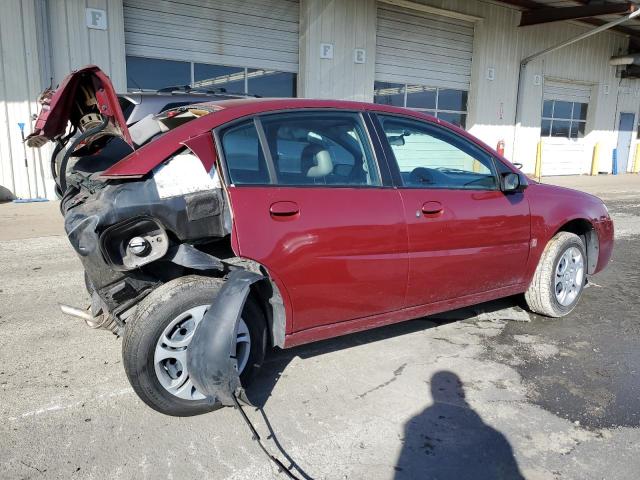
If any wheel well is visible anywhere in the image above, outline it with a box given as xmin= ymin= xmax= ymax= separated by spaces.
xmin=556 ymin=219 xmax=599 ymax=274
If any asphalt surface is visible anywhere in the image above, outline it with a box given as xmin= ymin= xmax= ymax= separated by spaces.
xmin=1 ymin=175 xmax=639 ymax=479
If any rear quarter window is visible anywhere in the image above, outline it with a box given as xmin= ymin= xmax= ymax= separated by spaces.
xmin=220 ymin=121 xmax=270 ymax=185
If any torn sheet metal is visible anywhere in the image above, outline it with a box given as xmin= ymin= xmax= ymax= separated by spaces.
xmin=164 ymin=243 xmax=224 ymax=271
xmin=187 ymin=269 xmax=263 ymax=406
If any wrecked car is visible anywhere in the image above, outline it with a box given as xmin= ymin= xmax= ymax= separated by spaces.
xmin=27 ymin=66 xmax=614 ymax=416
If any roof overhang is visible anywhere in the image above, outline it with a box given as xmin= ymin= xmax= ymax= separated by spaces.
xmin=498 ymin=0 xmax=640 ymax=39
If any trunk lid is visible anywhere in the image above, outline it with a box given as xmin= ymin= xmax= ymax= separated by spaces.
xmin=26 ymin=65 xmax=132 ymax=149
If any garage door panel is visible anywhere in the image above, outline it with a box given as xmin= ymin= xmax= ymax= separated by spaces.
xmin=125 ymin=44 xmax=298 ymax=74
xmin=123 ymin=18 xmax=299 ymax=53
xmin=377 ymin=30 xmax=474 ymax=55
xmin=376 ymin=43 xmax=473 ymax=66
xmin=375 ymin=3 xmax=474 ymax=91
xmin=124 ymin=0 xmax=299 ymax=72
xmin=544 ymin=81 xmax=591 ymax=103
xmin=376 ymin=71 xmax=469 ymax=91
xmin=378 ymin=19 xmax=473 ymax=47
xmin=376 ymin=57 xmax=471 ymax=79
xmin=123 ymin=7 xmax=298 ymax=37
xmin=128 ymin=0 xmax=299 ymax=31
xmin=378 ymin=8 xmax=474 ymax=37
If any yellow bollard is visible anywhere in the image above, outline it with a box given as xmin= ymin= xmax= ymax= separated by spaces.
xmin=534 ymin=140 xmax=543 ymax=180
xmin=591 ymin=143 xmax=600 ymax=176
xmin=634 ymin=144 xmax=640 ymax=174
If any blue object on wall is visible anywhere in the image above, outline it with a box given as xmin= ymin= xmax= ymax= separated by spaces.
xmin=612 ymin=148 xmax=618 ymax=175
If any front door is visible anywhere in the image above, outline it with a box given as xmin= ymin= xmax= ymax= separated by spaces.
xmin=375 ymin=114 xmax=531 ymax=307
xmin=220 ymin=111 xmax=408 ymax=333
xmin=617 ymin=113 xmax=635 ymax=173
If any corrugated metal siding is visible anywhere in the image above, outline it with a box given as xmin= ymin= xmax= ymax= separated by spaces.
xmin=375 ymin=4 xmax=474 ymax=90
xmin=123 ymin=0 xmax=300 ymax=72
xmin=0 ymin=0 xmax=126 ymax=200
xmin=410 ymin=0 xmax=634 ymax=174
xmin=0 ymin=0 xmax=49 ymax=200
xmin=299 ymin=0 xmax=377 ymax=101
xmin=48 ymin=0 xmax=127 ymax=90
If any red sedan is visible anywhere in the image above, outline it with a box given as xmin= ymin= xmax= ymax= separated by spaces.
xmin=28 ymin=67 xmax=613 ymax=416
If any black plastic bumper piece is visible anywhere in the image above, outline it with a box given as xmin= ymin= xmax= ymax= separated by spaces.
xmin=187 ymin=269 xmax=264 ymax=407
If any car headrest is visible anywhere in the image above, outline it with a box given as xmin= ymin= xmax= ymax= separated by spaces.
xmin=301 ymin=144 xmax=333 ymax=178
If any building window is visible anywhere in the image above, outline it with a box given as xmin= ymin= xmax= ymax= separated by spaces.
xmin=541 ymin=100 xmax=587 ymax=139
xmin=373 ymin=82 xmax=468 ymax=128
xmin=126 ymin=56 xmax=297 ymax=97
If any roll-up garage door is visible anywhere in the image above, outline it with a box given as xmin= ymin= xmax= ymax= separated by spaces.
xmin=123 ymin=0 xmax=299 ymax=73
xmin=375 ymin=3 xmax=474 ymax=90
xmin=544 ymin=80 xmax=591 ymax=104
xmin=541 ymin=80 xmax=592 ymax=176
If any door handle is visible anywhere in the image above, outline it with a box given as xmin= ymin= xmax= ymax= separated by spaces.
xmin=421 ymin=201 xmax=443 ymax=216
xmin=270 ymin=201 xmax=300 ymax=217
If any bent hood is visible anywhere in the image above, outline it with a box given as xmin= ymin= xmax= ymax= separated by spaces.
xmin=26 ymin=65 xmax=132 ymax=149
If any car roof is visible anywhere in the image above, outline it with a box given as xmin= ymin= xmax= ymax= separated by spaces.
xmin=188 ymin=97 xmax=405 ymax=113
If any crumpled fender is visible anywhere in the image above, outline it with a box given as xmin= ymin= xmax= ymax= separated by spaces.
xmin=187 ymin=269 xmax=263 ymax=406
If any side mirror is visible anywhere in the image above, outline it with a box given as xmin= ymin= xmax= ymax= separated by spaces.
xmin=512 ymin=162 xmax=523 ymax=169
xmin=501 ymin=172 xmax=527 ymax=193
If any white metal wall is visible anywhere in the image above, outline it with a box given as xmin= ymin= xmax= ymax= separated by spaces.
xmin=123 ymin=0 xmax=300 ymax=73
xmin=0 ymin=0 xmax=48 ymax=200
xmin=298 ymin=0 xmax=377 ymax=100
xmin=375 ymin=3 xmax=474 ymax=90
xmin=0 ymin=0 xmax=126 ymax=201
xmin=411 ymin=0 xmax=631 ymax=174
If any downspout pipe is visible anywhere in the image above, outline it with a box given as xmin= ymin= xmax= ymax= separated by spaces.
xmin=513 ymin=8 xmax=640 ymax=165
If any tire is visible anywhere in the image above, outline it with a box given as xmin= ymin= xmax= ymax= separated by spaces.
xmin=122 ymin=275 xmax=267 ymax=416
xmin=525 ymin=231 xmax=587 ymax=318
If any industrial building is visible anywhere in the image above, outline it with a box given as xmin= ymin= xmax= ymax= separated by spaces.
xmin=1 ymin=0 xmax=639 ymax=200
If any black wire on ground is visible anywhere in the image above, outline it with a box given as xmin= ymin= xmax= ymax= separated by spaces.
xmin=232 ymin=394 xmax=305 ymax=480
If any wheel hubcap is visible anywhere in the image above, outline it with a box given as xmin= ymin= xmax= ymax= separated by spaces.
xmin=554 ymin=246 xmax=584 ymax=307
xmin=154 ymin=305 xmax=251 ymax=401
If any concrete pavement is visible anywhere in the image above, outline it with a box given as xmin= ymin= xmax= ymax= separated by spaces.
xmin=1 ymin=175 xmax=639 ymax=479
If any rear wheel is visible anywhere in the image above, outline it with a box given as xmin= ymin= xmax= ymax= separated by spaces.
xmin=122 ymin=275 xmax=267 ymax=416
xmin=525 ymin=232 xmax=586 ymax=317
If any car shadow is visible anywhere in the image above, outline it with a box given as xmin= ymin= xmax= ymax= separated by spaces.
xmin=394 ymin=371 xmax=524 ymax=479
xmin=245 ymin=295 xmax=526 ymax=407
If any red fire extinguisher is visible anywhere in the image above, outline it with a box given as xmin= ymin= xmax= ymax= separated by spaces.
xmin=496 ymin=139 xmax=505 ymax=157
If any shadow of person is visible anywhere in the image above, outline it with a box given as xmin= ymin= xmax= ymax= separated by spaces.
xmin=395 ymin=371 xmax=524 ymax=480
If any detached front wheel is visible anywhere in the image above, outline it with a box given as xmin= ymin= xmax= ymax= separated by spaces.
xmin=122 ymin=275 xmax=267 ymax=416
xmin=525 ymin=231 xmax=586 ymax=317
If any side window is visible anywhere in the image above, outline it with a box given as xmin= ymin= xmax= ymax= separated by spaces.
xmin=260 ymin=112 xmax=381 ymax=187
xmin=378 ymin=115 xmax=497 ymax=190
xmin=220 ymin=121 xmax=270 ymax=185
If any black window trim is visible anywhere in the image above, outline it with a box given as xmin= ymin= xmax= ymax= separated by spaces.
xmin=370 ymin=112 xmax=501 ymax=192
xmin=214 ymin=108 xmax=394 ymax=189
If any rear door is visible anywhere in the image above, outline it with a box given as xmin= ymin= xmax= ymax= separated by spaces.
xmin=220 ymin=111 xmax=408 ymax=333
xmin=374 ymin=113 xmax=531 ymax=307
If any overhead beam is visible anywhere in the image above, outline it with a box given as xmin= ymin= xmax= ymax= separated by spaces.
xmin=520 ymin=2 xmax=637 ymax=26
